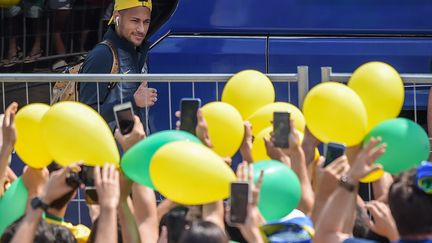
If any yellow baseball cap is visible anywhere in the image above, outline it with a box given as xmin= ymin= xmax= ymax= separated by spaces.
xmin=108 ymin=0 xmax=152 ymax=25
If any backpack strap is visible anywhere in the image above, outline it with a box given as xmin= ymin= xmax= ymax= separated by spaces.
xmin=99 ymin=39 xmax=119 ymax=91
xmin=81 ymin=39 xmax=120 ymax=105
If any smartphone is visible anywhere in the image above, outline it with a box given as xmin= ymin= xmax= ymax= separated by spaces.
xmin=85 ymin=187 xmax=99 ymax=205
xmin=324 ymin=142 xmax=346 ymax=167
xmin=180 ymin=98 xmax=201 ymax=135
xmin=79 ymin=166 xmax=94 ymax=187
xmin=273 ymin=112 xmax=291 ymax=148
xmin=229 ymin=182 xmax=250 ymax=224
xmin=113 ymin=102 xmax=135 ymax=135
xmin=79 ymin=166 xmax=98 ymax=204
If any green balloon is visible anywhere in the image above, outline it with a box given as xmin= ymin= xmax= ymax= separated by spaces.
xmin=121 ymin=130 xmax=202 ymax=188
xmin=0 ymin=177 xmax=28 ymax=235
xmin=253 ymin=160 xmax=301 ymax=221
xmin=364 ymin=118 xmax=430 ymax=174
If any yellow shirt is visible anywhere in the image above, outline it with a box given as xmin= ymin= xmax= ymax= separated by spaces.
xmin=45 ymin=214 xmax=91 ymax=243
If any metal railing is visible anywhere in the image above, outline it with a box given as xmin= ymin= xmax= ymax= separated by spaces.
xmin=0 ymin=66 xmax=310 ymax=107
xmin=0 ymin=67 xmax=308 ymax=225
xmin=321 ymin=66 xmax=432 ymax=84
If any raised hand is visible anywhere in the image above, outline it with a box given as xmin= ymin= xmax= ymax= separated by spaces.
xmin=364 ymin=201 xmax=399 ymax=241
xmin=232 ymin=161 xmax=265 ymax=243
xmin=40 ymin=162 xmax=82 ymax=205
xmin=239 ymin=121 xmax=253 ymax=163
xmin=0 ymin=102 xmax=18 ymax=196
xmin=315 ymin=155 xmax=350 ymax=197
xmin=348 ymin=137 xmax=386 ymax=182
xmin=175 ymin=109 xmax=213 ymax=148
xmin=93 ymin=163 xmax=121 ymax=243
xmin=2 ymin=102 xmax=18 ymax=150
xmin=94 ymin=163 xmax=120 ymax=210
xmin=114 ymin=115 xmax=146 ymax=151
xmin=134 ymin=82 xmax=158 ymax=108
xmin=195 ymin=109 xmax=213 ymax=148
xmin=263 ymin=136 xmax=290 ymax=165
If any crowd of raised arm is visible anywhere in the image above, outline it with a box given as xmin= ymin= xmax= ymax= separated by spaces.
xmin=0 ymin=100 xmax=431 ymax=243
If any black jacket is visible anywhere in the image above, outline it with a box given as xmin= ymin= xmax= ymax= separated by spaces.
xmin=79 ymin=26 xmax=150 ymax=124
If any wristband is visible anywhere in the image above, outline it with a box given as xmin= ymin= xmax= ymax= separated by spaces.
xmin=31 ymin=197 xmax=49 ymax=211
xmin=339 ymin=175 xmax=357 ymax=192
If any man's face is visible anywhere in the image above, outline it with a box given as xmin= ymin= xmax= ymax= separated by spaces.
xmin=118 ymin=6 xmax=151 ymax=47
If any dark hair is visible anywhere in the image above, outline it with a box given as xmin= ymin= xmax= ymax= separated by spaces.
xmin=388 ymin=169 xmax=432 ymax=236
xmin=1 ymin=217 xmax=76 ymax=243
xmin=178 ymin=220 xmax=228 ymax=243
xmin=48 ymin=224 xmax=78 ymax=243
xmin=87 ymin=217 xmax=123 ymax=243
xmin=353 ymin=205 xmax=369 ymax=238
xmin=159 ymin=206 xmax=189 ymax=243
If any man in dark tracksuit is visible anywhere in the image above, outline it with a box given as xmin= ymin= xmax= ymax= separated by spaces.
xmin=79 ymin=0 xmax=157 ymax=132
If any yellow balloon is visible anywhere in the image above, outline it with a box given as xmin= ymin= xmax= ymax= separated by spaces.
xmin=202 ymin=102 xmax=244 ymax=157
xmin=222 ymin=70 xmax=275 ymax=119
xmin=0 ymin=0 xmax=20 ymax=7
xmin=248 ymin=102 xmax=305 ymax=136
xmin=348 ymin=62 xmax=404 ymax=131
xmin=41 ymin=101 xmax=119 ymax=167
xmin=360 ymin=169 xmax=385 ymax=183
xmin=252 ymin=127 xmax=273 ymax=161
xmin=303 ymin=82 xmax=367 ymax=147
xmin=150 ymin=141 xmax=236 ymax=205
xmin=15 ymin=104 xmax=52 ymax=168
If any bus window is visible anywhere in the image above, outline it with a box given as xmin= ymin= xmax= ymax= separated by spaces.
xmin=147 ymin=0 xmax=178 ymax=38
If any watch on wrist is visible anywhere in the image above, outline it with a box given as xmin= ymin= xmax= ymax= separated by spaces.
xmin=31 ymin=197 xmax=49 ymax=211
xmin=339 ymin=175 xmax=357 ymax=192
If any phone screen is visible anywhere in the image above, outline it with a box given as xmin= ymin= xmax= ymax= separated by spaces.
xmin=79 ymin=166 xmax=94 ymax=187
xmin=117 ymin=109 xmax=134 ymax=134
xmin=324 ymin=143 xmax=346 ymax=167
xmin=229 ymin=182 xmax=249 ymax=224
xmin=85 ymin=187 xmax=98 ymax=205
xmin=114 ymin=102 xmax=134 ymax=135
xmin=273 ymin=112 xmax=291 ymax=148
xmin=180 ymin=99 xmax=201 ymax=135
